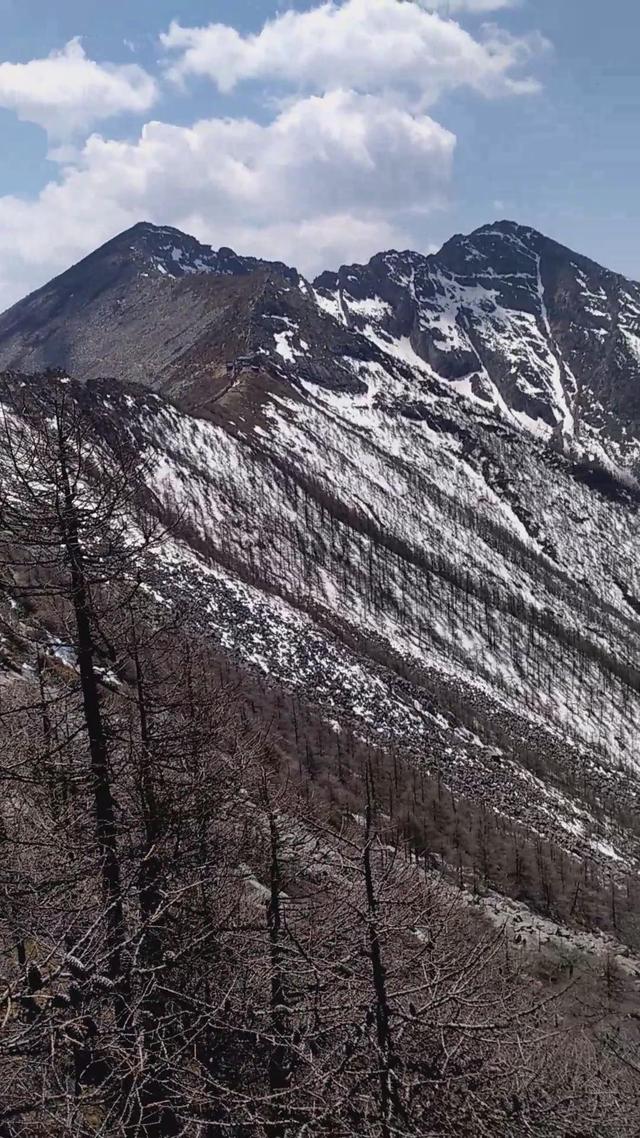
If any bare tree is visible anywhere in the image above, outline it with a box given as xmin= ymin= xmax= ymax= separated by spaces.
xmin=0 ymin=379 xmax=638 ymax=1137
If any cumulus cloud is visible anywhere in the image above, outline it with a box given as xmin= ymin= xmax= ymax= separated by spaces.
xmin=0 ymin=37 xmax=157 ymax=136
xmin=161 ymin=0 xmax=543 ymax=100
xmin=0 ymin=89 xmax=454 ymax=307
xmin=0 ymin=0 xmax=547 ymax=310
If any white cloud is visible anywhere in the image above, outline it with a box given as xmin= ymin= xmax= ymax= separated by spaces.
xmin=161 ymin=0 xmax=545 ymax=101
xmin=0 ymin=37 xmax=157 ymax=136
xmin=0 ymin=0 xmax=547 ymax=311
xmin=0 ymin=90 xmax=454 ymax=308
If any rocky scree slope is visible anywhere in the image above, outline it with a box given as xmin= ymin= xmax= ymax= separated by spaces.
xmin=1 ymin=222 xmax=640 ymax=892
xmin=0 ymin=223 xmax=298 ymax=402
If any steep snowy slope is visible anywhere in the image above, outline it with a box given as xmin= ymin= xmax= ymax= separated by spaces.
xmin=18 ymin=362 xmax=634 ymax=879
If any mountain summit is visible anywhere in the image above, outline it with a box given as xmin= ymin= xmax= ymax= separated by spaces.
xmin=314 ymin=220 xmax=640 ymax=453
xmin=0 ymin=222 xmax=299 ymax=402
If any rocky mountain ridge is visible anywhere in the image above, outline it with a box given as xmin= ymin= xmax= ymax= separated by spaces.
xmin=2 ymin=219 xmax=640 ymax=471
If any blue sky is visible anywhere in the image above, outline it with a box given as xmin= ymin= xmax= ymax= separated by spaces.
xmin=0 ymin=0 xmax=637 ymax=307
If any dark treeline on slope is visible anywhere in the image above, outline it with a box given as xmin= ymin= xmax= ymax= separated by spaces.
xmin=151 ymin=421 xmax=640 ymax=862
xmin=0 ymin=386 xmax=640 ymax=1136
xmin=151 ymin=406 xmax=640 ymax=757
xmin=38 ymin=369 xmax=640 ymax=799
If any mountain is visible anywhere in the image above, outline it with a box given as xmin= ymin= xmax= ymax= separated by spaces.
xmin=1 ymin=220 xmax=640 ymax=902
xmin=6 ymin=220 xmax=640 ymax=1134
xmin=0 ymin=222 xmax=299 ymax=407
xmin=314 ymin=220 xmax=640 ymax=465
xmin=3 ymin=219 xmax=640 ymax=468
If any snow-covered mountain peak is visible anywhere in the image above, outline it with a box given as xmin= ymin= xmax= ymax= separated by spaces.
xmin=106 ymin=221 xmax=299 ymax=283
xmin=117 ymin=221 xmax=237 ymax=279
xmin=307 ymin=224 xmax=640 ymax=465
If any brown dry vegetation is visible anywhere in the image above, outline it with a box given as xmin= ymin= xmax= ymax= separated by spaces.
xmin=0 ymin=385 xmax=639 ymax=1136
